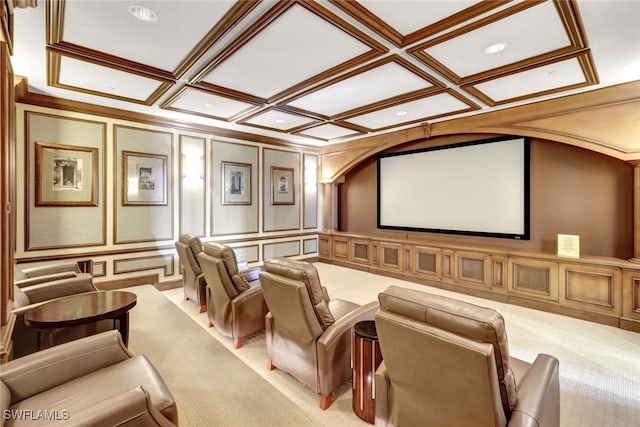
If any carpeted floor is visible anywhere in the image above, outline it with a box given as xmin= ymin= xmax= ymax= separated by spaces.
xmin=126 ymin=285 xmax=319 ymax=427
xmin=156 ymin=262 xmax=640 ymax=427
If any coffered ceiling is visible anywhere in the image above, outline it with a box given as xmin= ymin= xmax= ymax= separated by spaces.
xmin=11 ymin=0 xmax=640 ymax=147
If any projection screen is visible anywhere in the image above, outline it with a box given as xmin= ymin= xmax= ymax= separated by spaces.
xmin=377 ymin=136 xmax=530 ymax=240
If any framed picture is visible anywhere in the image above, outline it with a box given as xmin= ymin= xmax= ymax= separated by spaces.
xmin=35 ymin=142 xmax=98 ymax=207
xmin=271 ymin=166 xmax=295 ymax=205
xmin=122 ymin=151 xmax=167 ymax=205
xmin=222 ymin=161 xmax=251 ymax=205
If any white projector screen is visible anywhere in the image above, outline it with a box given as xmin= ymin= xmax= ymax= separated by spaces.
xmin=377 ymin=136 xmax=530 ymax=240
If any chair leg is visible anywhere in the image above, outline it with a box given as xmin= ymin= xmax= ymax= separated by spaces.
xmin=267 ymin=359 xmax=276 ymax=371
xmin=233 ymin=337 xmax=244 ymax=349
xmin=208 ymin=321 xmax=214 ymax=328
xmin=319 ymin=394 xmax=332 ymax=410
xmin=199 ymin=303 xmax=206 ymax=313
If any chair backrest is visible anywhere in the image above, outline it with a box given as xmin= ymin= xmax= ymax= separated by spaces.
xmin=175 ymin=234 xmax=203 ymax=279
xmin=376 ymin=286 xmax=516 ymax=426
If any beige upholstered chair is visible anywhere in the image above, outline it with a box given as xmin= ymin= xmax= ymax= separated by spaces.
xmin=12 ymin=274 xmax=113 ymax=358
xmin=197 ymin=242 xmax=266 ymax=349
xmin=374 ymin=286 xmax=560 ymax=427
xmin=175 ymin=234 xmax=207 ymax=313
xmin=259 ymin=257 xmax=379 ymax=410
xmin=1 ymin=330 xmax=178 ymax=426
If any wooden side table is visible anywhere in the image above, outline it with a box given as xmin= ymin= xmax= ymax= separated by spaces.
xmin=24 ymin=291 xmax=137 ymax=350
xmin=352 ymin=320 xmax=383 ymax=424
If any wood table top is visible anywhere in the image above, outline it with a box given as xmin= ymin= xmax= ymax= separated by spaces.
xmin=24 ymin=290 xmax=137 ymax=329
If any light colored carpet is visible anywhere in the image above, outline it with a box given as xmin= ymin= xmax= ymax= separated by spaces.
xmin=161 ymin=262 xmax=640 ymax=427
xmin=126 ymin=285 xmax=318 ymax=427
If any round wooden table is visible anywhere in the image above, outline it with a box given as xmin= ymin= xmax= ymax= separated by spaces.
xmin=24 ymin=290 xmax=137 ymax=349
xmin=352 ymin=320 xmax=383 ymax=424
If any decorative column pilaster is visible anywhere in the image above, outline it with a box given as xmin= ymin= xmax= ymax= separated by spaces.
xmin=631 ymin=161 xmax=640 ymax=263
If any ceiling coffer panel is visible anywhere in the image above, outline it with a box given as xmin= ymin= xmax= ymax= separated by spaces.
xmin=190 ymin=0 xmax=388 ymax=104
xmin=278 ymin=55 xmax=445 ymax=120
xmin=160 ymin=86 xmax=262 ymax=122
xmin=407 ymin=0 xmax=594 ymax=86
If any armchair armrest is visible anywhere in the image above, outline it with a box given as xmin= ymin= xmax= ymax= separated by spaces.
xmin=374 ymin=361 xmax=391 ymax=426
xmin=231 ymin=285 xmax=267 ymax=337
xmin=316 ymin=301 xmax=379 ymax=394
xmin=14 ymin=271 xmax=79 ymax=288
xmin=17 ymin=274 xmax=97 ymax=305
xmin=1 ymin=330 xmax=133 ymax=404
xmin=64 ymin=386 xmax=176 ymax=427
xmin=318 ymin=301 xmax=379 ymax=350
xmin=508 ymin=354 xmax=560 ymax=427
xmin=240 ymin=266 xmax=261 ymax=283
xmin=20 ymin=262 xmax=81 ymax=279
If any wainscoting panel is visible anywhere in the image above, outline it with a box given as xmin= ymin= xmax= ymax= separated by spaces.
xmin=303 ymin=238 xmax=318 ymax=255
xmin=114 ymin=254 xmax=174 ymax=276
xmin=318 ymin=232 xmax=640 ymax=331
xmin=414 ymin=246 xmax=441 ymax=280
xmin=263 ymin=240 xmax=300 ymax=260
xmin=559 ymin=264 xmax=622 ymax=315
xmin=351 ymin=239 xmax=370 ymax=265
xmin=231 ymin=244 xmax=260 ymax=264
xmin=380 ymin=242 xmax=402 ymax=271
xmin=508 ymin=258 xmax=559 ymax=301
xmin=455 ymin=251 xmax=490 ymax=289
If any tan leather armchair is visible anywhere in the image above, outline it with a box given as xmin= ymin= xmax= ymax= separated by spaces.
xmin=259 ymin=257 xmax=379 ymax=410
xmin=374 ymin=286 xmax=560 ymax=427
xmin=175 ymin=234 xmax=207 ymax=313
xmin=1 ymin=330 xmax=178 ymax=426
xmin=197 ymin=242 xmax=267 ymax=349
xmin=12 ymin=274 xmax=111 ymax=358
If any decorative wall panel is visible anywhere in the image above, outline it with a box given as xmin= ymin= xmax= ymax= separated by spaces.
xmin=455 ymin=252 xmax=489 ymax=288
xmin=212 ymin=141 xmax=259 ymax=235
xmin=560 ymin=263 xmax=621 ymax=315
xmin=414 ymin=246 xmax=440 ymax=280
xmin=179 ymin=134 xmax=206 ymax=236
xmin=231 ymin=244 xmax=259 ymax=264
xmin=114 ymin=125 xmax=173 ymax=243
xmin=508 ymin=258 xmax=558 ymax=301
xmin=334 ymin=237 xmax=348 ymax=259
xmin=351 ymin=240 xmax=370 ymax=264
xmin=263 ymin=240 xmax=300 ymax=259
xmin=303 ymin=238 xmax=318 ymax=255
xmin=26 ymin=112 xmax=106 ymax=249
xmin=114 ymin=254 xmax=174 ymax=276
xmin=380 ymin=242 xmax=402 ymax=271
xmin=303 ymin=153 xmax=318 ymax=229
xmin=263 ymin=148 xmax=300 ymax=232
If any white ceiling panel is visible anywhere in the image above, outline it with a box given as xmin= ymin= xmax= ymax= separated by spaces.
xmin=200 ymin=3 xmax=373 ymax=98
xmin=358 ymin=0 xmax=481 ymax=35
xmin=165 ymin=87 xmax=257 ymax=119
xmin=286 ymin=60 xmax=437 ymax=116
xmin=61 ymin=0 xmax=237 ymax=71
xmin=423 ymin=1 xmax=570 ymax=77
xmin=57 ymin=56 xmax=164 ymax=101
xmin=345 ymin=92 xmax=473 ymax=130
xmin=241 ymin=109 xmax=318 ymax=131
xmin=297 ymin=124 xmax=362 ymax=140
xmin=470 ymin=57 xmax=588 ymax=102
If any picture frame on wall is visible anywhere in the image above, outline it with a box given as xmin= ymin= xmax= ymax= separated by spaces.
xmin=271 ymin=166 xmax=295 ymax=205
xmin=35 ymin=142 xmax=98 ymax=207
xmin=122 ymin=151 xmax=167 ymax=206
xmin=222 ymin=161 xmax=251 ymax=205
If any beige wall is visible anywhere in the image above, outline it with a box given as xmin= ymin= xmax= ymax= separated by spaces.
xmin=339 ymin=135 xmax=633 ymax=259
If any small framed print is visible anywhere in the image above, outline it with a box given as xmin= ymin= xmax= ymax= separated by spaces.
xmin=271 ymin=166 xmax=295 ymax=205
xmin=35 ymin=142 xmax=98 ymax=207
xmin=222 ymin=161 xmax=251 ymax=205
xmin=122 ymin=151 xmax=167 ymax=206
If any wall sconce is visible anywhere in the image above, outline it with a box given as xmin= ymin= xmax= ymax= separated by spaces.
xmin=181 ymin=152 xmax=204 ymax=183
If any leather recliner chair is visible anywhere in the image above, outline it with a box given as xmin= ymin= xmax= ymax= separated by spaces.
xmin=1 ymin=330 xmax=178 ymax=426
xmin=12 ymin=274 xmax=112 ymax=358
xmin=175 ymin=234 xmax=207 ymax=313
xmin=259 ymin=257 xmax=379 ymax=410
xmin=374 ymin=285 xmax=560 ymax=427
xmin=197 ymin=242 xmax=266 ymax=348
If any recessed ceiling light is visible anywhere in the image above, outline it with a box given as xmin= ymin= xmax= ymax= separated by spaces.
xmin=483 ymin=42 xmax=508 ymax=55
xmin=128 ymin=5 xmax=158 ymax=22
xmin=396 ymin=111 xmax=408 ymax=116
xmin=275 ymin=119 xmax=286 ymax=124
xmin=204 ymin=103 xmax=217 ymax=109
